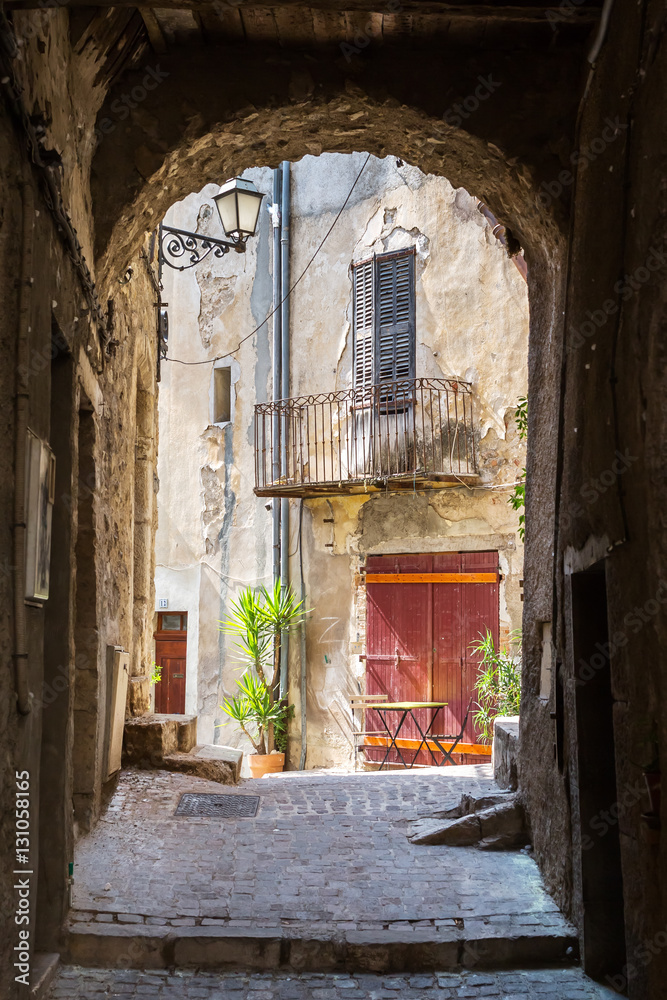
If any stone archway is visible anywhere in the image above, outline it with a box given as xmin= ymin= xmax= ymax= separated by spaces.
xmin=91 ymin=42 xmax=578 ymax=279
xmin=86 ymin=29 xmax=573 ymax=983
xmin=91 ymin=46 xmax=572 ymax=550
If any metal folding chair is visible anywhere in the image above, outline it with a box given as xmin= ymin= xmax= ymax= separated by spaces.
xmin=350 ymin=694 xmax=388 ymax=768
xmin=430 ymin=697 xmax=474 ymax=765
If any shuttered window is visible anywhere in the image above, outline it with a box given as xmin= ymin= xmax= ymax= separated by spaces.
xmin=353 ymin=258 xmax=374 ymax=390
xmin=352 ymin=248 xmax=415 ymax=389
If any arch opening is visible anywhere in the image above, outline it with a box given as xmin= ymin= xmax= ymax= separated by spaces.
xmin=153 ymin=151 xmax=533 ymax=772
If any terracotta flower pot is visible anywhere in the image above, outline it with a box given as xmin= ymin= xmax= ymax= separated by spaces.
xmin=248 ymin=752 xmax=285 ymax=778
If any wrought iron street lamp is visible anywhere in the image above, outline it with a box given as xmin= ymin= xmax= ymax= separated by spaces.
xmin=159 ymin=177 xmax=264 ymax=272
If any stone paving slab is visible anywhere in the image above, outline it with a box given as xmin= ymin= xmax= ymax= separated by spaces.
xmin=47 ymin=966 xmax=618 ymax=999
xmin=71 ymin=766 xmax=567 ymax=932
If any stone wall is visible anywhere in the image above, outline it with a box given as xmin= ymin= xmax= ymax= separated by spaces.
xmin=156 ymin=155 xmax=528 ymax=765
xmin=0 ymin=14 xmax=159 ymax=996
xmin=520 ymin=2 xmax=667 ymax=996
xmin=492 ymin=716 xmax=519 ymax=791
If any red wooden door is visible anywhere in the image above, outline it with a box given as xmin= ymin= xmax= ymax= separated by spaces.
xmin=365 ymin=554 xmax=432 ymax=763
xmin=365 ymin=552 xmax=499 ymax=765
xmin=154 ymin=612 xmax=187 ymax=714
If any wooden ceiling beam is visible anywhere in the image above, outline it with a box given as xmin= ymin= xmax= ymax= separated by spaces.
xmin=140 ymin=10 xmax=168 ymax=52
xmin=6 ymin=0 xmax=603 ymax=25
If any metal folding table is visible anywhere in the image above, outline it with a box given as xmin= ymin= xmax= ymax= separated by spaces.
xmin=363 ymin=701 xmax=449 ymax=770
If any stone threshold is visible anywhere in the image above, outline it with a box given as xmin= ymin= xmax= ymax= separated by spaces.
xmin=66 ymin=915 xmax=578 ymax=973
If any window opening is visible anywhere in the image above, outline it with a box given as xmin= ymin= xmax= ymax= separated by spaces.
xmin=213 ymin=366 xmax=232 ymax=424
xmin=159 ymin=612 xmax=187 ymax=631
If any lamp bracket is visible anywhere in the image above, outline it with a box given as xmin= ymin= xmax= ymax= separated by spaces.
xmin=159 ymin=224 xmax=245 ymax=272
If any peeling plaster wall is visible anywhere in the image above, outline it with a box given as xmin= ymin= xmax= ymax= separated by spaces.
xmin=156 ymin=153 xmax=528 ymax=765
xmin=288 ymin=156 xmax=528 ymax=459
xmin=157 ymin=170 xmax=274 ymax=747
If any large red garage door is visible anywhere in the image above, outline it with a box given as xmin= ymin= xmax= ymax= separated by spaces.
xmin=364 ymin=551 xmax=499 ymax=765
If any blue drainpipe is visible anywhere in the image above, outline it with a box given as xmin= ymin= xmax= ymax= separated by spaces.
xmin=271 ymin=167 xmax=282 ymax=589
xmin=279 ymin=161 xmax=291 ymax=700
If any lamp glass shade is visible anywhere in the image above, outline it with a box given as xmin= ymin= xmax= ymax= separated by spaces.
xmin=213 ymin=177 xmax=264 ymax=240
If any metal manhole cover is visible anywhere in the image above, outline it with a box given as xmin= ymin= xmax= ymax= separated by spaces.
xmin=175 ymin=793 xmax=259 ymax=818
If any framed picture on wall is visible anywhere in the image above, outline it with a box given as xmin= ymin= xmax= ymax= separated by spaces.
xmin=25 ymin=428 xmax=56 ymax=601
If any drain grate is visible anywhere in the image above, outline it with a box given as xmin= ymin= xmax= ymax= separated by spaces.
xmin=175 ymin=793 xmax=260 ymax=818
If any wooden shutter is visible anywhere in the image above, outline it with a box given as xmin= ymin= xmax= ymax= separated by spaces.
xmin=374 ymin=249 xmax=415 ymax=384
xmin=352 ymin=258 xmax=374 ymax=389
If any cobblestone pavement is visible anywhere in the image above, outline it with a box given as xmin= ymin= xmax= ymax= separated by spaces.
xmin=71 ymin=765 xmax=567 ymax=934
xmin=48 ymin=966 xmax=617 ymax=999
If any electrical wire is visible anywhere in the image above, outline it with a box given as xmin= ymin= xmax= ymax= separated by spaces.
xmin=163 ymin=153 xmax=372 ymax=366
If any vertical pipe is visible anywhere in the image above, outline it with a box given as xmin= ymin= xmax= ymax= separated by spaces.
xmin=280 ymin=161 xmax=291 ymax=699
xmin=14 ymin=178 xmax=34 ymax=715
xmin=336 ymin=398 xmax=342 ymax=481
xmin=271 ymin=167 xmax=282 ymax=588
xmin=298 ymin=499 xmax=307 ymax=769
xmin=437 ymin=389 xmax=443 ymax=473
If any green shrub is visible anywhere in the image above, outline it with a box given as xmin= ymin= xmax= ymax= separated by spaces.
xmin=507 ymin=396 xmax=527 ymax=541
xmin=471 ymin=629 xmax=522 ymax=744
xmin=273 ymin=703 xmax=295 ymax=755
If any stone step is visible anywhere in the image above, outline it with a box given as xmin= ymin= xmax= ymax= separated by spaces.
xmin=43 ymin=965 xmax=625 ymax=1000
xmin=193 ymin=743 xmax=244 ymax=783
xmin=66 ymin=916 xmax=578 ymax=974
xmin=161 ymin=750 xmax=237 ymax=785
xmin=122 ymin=717 xmax=243 ymax=784
xmin=123 ymin=714 xmax=198 ymax=766
xmin=30 ymin=952 xmax=60 ymax=998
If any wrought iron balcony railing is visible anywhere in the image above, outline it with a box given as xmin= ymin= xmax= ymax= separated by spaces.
xmin=254 ymin=377 xmax=477 ymax=498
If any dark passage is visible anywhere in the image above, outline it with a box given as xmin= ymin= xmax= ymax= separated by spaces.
xmin=571 ymin=563 xmax=626 ymax=984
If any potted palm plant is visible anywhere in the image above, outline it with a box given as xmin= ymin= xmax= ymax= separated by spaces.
xmin=219 ymin=579 xmax=308 ymax=775
xmin=221 ymin=674 xmax=286 ymax=777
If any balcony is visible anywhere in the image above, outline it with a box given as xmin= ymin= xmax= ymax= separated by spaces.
xmin=254 ymin=377 xmax=477 ymax=498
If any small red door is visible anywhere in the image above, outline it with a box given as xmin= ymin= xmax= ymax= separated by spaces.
xmin=365 ymin=552 xmax=499 ymax=765
xmin=154 ymin=612 xmax=187 ymax=714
